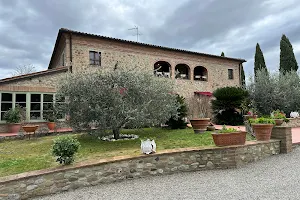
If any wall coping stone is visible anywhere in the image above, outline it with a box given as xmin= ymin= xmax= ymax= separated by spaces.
xmin=0 ymin=139 xmax=280 ymax=184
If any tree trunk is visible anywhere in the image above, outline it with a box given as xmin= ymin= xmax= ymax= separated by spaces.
xmin=113 ymin=129 xmax=120 ymax=140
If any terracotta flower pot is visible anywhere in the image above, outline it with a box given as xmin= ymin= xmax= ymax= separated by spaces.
xmin=47 ymin=122 xmax=56 ymax=130
xmin=22 ymin=125 xmax=39 ymax=133
xmin=212 ymin=131 xmax=246 ymax=146
xmin=8 ymin=123 xmax=21 ymax=133
xmin=243 ymin=115 xmax=258 ymax=120
xmin=190 ymin=118 xmax=210 ymax=133
xmin=252 ymin=124 xmax=274 ymax=141
xmin=274 ymin=119 xmax=284 ymax=126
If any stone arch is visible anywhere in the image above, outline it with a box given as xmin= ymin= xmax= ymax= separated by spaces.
xmin=175 ymin=64 xmax=190 ymax=80
xmin=154 ymin=61 xmax=171 ymax=78
xmin=194 ymin=66 xmax=208 ymax=81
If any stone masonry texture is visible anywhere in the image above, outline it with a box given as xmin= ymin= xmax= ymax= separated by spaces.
xmin=69 ymin=34 xmax=243 ymax=99
xmin=0 ymin=140 xmax=280 ymax=199
xmin=271 ymin=126 xmax=292 ymax=153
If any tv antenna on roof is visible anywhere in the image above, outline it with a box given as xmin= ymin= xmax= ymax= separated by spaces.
xmin=128 ymin=26 xmax=142 ymax=42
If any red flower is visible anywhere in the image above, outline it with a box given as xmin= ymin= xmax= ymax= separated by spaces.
xmin=119 ymin=87 xmax=127 ymax=96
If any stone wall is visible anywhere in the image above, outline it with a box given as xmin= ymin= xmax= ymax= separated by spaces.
xmin=0 ymin=71 xmax=67 ymax=90
xmin=271 ymin=126 xmax=292 ymax=153
xmin=0 ymin=140 xmax=280 ymax=199
xmin=285 ymin=118 xmax=300 ymax=128
xmin=70 ymin=35 xmax=242 ymax=99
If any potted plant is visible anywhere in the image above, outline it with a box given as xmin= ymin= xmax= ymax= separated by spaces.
xmin=43 ymin=104 xmax=58 ymax=130
xmin=190 ymin=115 xmax=210 ymax=134
xmin=188 ymin=95 xmax=211 ymax=134
xmin=243 ymin=110 xmax=258 ymax=120
xmin=212 ymin=125 xmax=246 ymax=146
xmin=271 ymin=110 xmax=287 ymax=126
xmin=3 ymin=105 xmax=22 ymax=133
xmin=249 ymin=117 xmax=275 ymax=141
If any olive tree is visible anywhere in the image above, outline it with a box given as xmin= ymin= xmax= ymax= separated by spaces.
xmin=56 ymin=68 xmax=179 ymax=139
xmin=248 ymin=69 xmax=300 ymax=116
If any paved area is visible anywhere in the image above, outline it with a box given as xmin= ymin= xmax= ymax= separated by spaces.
xmin=36 ymin=147 xmax=300 ymax=200
xmin=0 ymin=128 xmax=72 ymax=137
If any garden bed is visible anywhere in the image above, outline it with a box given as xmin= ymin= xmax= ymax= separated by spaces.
xmin=0 ymin=128 xmax=255 ymax=177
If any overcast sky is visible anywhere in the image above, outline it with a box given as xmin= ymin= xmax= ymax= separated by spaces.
xmin=0 ymin=0 xmax=300 ymax=79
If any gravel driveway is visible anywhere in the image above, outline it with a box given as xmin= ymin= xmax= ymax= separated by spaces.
xmin=35 ymin=147 xmax=300 ymax=200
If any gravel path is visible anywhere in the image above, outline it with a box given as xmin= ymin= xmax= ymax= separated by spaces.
xmin=35 ymin=147 xmax=300 ymax=200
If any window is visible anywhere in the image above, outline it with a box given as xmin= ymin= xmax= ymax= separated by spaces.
xmin=30 ymin=94 xmax=41 ymax=120
xmin=0 ymin=92 xmax=63 ymax=122
xmin=228 ymin=69 xmax=234 ymax=79
xmin=0 ymin=93 xmax=12 ymax=120
xmin=89 ymin=51 xmax=101 ymax=66
xmin=43 ymin=94 xmax=54 ymax=120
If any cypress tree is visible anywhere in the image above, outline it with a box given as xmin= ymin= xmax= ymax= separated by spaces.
xmin=254 ymin=43 xmax=267 ymax=77
xmin=241 ymin=65 xmax=246 ymax=87
xmin=280 ymin=34 xmax=298 ymax=74
xmin=221 ymin=52 xmax=225 ymax=57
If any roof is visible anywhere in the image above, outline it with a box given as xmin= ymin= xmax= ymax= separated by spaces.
xmin=0 ymin=66 xmax=68 ymax=84
xmin=48 ymin=28 xmax=246 ymax=69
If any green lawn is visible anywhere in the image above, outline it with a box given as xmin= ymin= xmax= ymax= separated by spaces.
xmin=0 ymin=128 xmax=254 ymax=177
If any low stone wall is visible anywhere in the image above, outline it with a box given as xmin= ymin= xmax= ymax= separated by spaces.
xmin=285 ymin=118 xmax=300 ymax=128
xmin=0 ymin=140 xmax=280 ymax=199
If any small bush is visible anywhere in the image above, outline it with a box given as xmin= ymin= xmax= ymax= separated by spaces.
xmin=52 ymin=136 xmax=80 ymax=165
xmin=166 ymin=94 xmax=188 ymax=129
xmin=217 ymin=125 xmax=239 ymax=133
xmin=249 ymin=117 xmax=275 ymax=125
xmin=212 ymin=87 xmax=248 ymax=125
xmin=3 ymin=105 xmax=22 ymax=123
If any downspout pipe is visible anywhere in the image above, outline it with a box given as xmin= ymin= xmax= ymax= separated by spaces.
xmin=69 ymin=33 xmax=73 ymax=73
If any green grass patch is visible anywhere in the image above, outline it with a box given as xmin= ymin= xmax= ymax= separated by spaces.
xmin=0 ymin=127 xmax=254 ymax=177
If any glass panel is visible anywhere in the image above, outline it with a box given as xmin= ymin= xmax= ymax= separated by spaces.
xmin=16 ymin=103 xmax=26 ymax=108
xmin=16 ymin=94 xmax=26 ymax=102
xmin=31 ymin=94 xmax=41 ymax=102
xmin=30 ymin=112 xmax=41 ymax=120
xmin=1 ymin=103 xmax=12 ymax=111
xmin=43 ymin=103 xmax=53 ymax=110
xmin=228 ymin=69 xmax=233 ymax=79
xmin=43 ymin=94 xmax=53 ymax=103
xmin=2 ymin=93 xmax=12 ymax=101
xmin=89 ymin=51 xmax=95 ymax=59
xmin=1 ymin=112 xmax=5 ymax=120
xmin=31 ymin=103 xmax=41 ymax=111
xmin=94 ymin=52 xmax=100 ymax=61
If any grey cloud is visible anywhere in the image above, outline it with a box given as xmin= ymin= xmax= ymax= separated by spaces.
xmin=0 ymin=0 xmax=300 ymax=80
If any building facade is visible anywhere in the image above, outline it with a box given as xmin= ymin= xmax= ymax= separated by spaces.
xmin=0 ymin=28 xmax=246 ymax=132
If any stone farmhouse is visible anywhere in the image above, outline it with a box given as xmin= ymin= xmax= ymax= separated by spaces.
xmin=0 ymin=28 xmax=246 ymax=132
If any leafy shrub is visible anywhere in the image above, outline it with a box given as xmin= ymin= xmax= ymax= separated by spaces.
xmin=249 ymin=117 xmax=275 ymax=125
xmin=166 ymin=94 xmax=188 ymax=129
xmin=212 ymin=87 xmax=248 ymax=125
xmin=214 ymin=109 xmax=244 ymax=125
xmin=212 ymin=86 xmax=249 ymax=110
xmin=217 ymin=125 xmax=239 ymax=133
xmin=3 ymin=105 xmax=22 ymax=123
xmin=271 ymin=110 xmax=286 ymax=119
xmin=52 ymin=136 xmax=80 ymax=165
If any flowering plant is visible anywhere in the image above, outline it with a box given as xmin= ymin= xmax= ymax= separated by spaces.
xmin=247 ymin=108 xmax=257 ymax=116
xmin=271 ymin=110 xmax=286 ymax=119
